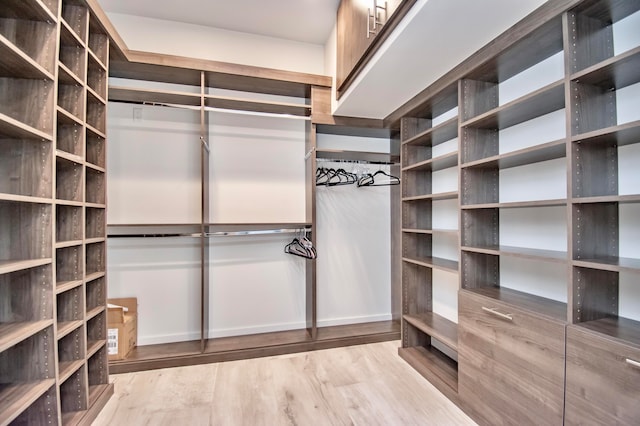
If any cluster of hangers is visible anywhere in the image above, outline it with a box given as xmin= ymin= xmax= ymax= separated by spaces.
xmin=316 ymin=165 xmax=400 ymax=187
xmin=284 ymin=230 xmax=317 ymax=259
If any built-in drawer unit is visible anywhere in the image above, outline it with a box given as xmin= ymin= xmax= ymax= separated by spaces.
xmin=565 ymin=322 xmax=640 ymax=425
xmin=458 ymin=289 xmax=566 ymax=425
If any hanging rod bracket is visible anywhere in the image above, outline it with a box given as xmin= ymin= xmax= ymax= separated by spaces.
xmin=304 ymin=146 xmax=316 ymax=160
xmin=200 ymin=136 xmax=210 ymax=153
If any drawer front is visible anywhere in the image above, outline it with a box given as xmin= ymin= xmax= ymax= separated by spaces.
xmin=458 ymin=291 xmax=565 ymax=425
xmin=565 ymin=326 xmax=640 ymax=426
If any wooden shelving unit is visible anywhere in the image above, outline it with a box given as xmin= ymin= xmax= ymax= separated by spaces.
xmin=394 ymin=0 xmax=640 ymax=424
xmin=1 ymin=0 xmax=114 ymax=424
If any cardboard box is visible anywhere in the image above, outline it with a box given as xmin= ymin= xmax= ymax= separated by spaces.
xmin=107 ymin=297 xmax=138 ymax=361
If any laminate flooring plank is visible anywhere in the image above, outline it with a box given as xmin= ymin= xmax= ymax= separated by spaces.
xmin=93 ymin=341 xmax=476 ymax=425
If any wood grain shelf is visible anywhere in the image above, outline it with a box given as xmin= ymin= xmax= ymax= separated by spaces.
xmin=85 ymin=271 xmax=105 ymax=283
xmin=85 ymin=123 xmax=105 ymax=139
xmin=0 ymin=0 xmax=57 ymax=22
xmin=86 ymin=237 xmax=106 ymax=245
xmin=109 ymin=86 xmax=200 ymax=106
xmin=462 ymin=80 xmax=565 ymax=130
xmin=58 ymin=359 xmax=85 ymax=384
xmin=205 ymin=94 xmax=311 ymax=117
xmin=0 ymin=320 xmax=52 ymax=353
xmin=57 ymin=106 xmax=83 ymax=127
xmin=572 ymin=120 xmax=640 ymax=147
xmin=0 ymin=193 xmax=52 ymax=204
xmin=85 ymin=162 xmax=105 ymax=174
xmin=404 ymin=312 xmax=458 ymax=351
xmin=56 ymin=279 xmax=83 ymax=295
xmin=402 ymin=151 xmax=458 ymax=172
xmin=573 ymin=256 xmax=640 ymax=273
xmin=461 ymin=138 xmax=566 ymax=170
xmin=59 ymin=19 xmax=85 ymax=48
xmin=576 ymin=317 xmax=640 ymax=348
xmin=0 ymin=258 xmax=52 ymax=275
xmin=54 ymin=240 xmax=82 ymax=249
xmin=57 ymin=320 xmax=83 ymax=340
xmin=85 ymin=202 xmax=106 ymax=209
xmin=56 ymin=149 xmax=83 ymax=165
xmin=87 ymin=49 xmax=107 ymax=72
xmin=460 ymin=287 xmax=567 ymax=322
xmin=0 ymin=112 xmax=52 ymax=141
xmin=58 ymin=62 xmax=83 ymax=86
xmin=572 ymin=194 xmax=640 ymax=204
xmin=55 ymin=199 xmax=83 ymax=207
xmin=403 ymin=191 xmax=458 ymax=202
xmin=86 ymin=340 xmax=106 ymax=358
xmin=402 ymin=228 xmax=458 ymax=235
xmin=316 ymin=149 xmax=398 ymax=164
xmin=402 ymin=116 xmax=458 ymax=146
xmin=87 ymin=86 xmax=106 ymax=106
xmin=86 ymin=306 xmax=104 ymax=321
xmin=0 ymin=379 xmax=56 ymax=426
xmin=571 ymin=46 xmax=640 ymax=91
xmin=461 ymin=198 xmax=566 ymax=209
xmin=0 ymin=34 xmax=54 ymax=80
xmin=398 ymin=346 xmax=458 ymax=396
xmin=462 ymin=245 xmax=567 ymax=263
xmin=402 ymin=256 xmax=459 ymax=273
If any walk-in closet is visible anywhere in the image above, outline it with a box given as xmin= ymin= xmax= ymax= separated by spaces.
xmin=1 ymin=0 xmax=638 ymax=424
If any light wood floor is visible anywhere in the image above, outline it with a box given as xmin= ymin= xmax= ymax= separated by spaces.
xmin=93 ymin=340 xmax=476 ymax=425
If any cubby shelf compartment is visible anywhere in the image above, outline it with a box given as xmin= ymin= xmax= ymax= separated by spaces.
xmin=0 ymin=112 xmax=53 ymax=141
xmin=0 ymin=200 xmax=52 ymax=268
xmin=56 ymin=244 xmax=82 ymax=288
xmin=85 ymin=241 xmax=105 ymax=276
xmin=61 ymin=1 xmax=88 ymax=45
xmin=402 ymin=256 xmax=459 ymax=273
xmin=85 ymin=168 xmax=105 ymax=205
xmin=57 ymin=82 xmax=85 ymax=123
xmin=56 ymin=203 xmax=82 ymax=244
xmin=404 ymin=312 xmax=458 ymax=352
xmin=1 ymin=0 xmax=58 ymax=22
xmin=88 ymin=27 xmax=108 ymax=70
xmin=1 ymin=138 xmax=53 ymax=199
xmin=85 ymin=271 xmax=105 ymax=283
xmin=0 ymin=3 xmax=58 ymax=76
xmin=0 ymin=379 xmax=56 ymax=426
xmin=57 ymin=117 xmax=83 ymax=160
xmin=59 ymin=365 xmax=89 ymax=423
xmin=58 ymin=31 xmax=85 ymax=84
xmin=572 ymin=46 xmax=640 ymax=90
xmin=56 ymin=279 xmax=83 ymax=295
xmin=57 ymin=325 xmax=85 ymax=382
xmin=57 ymin=285 xmax=84 ymax=339
xmin=86 ymin=130 xmax=105 ymax=169
xmin=86 ymin=97 xmax=106 ymax=135
xmin=402 ymin=116 xmax=458 ymax=147
xmin=58 ymin=62 xmax=83 ymax=86
xmin=461 ymin=80 xmax=565 ymax=129
xmin=461 ymin=138 xmax=566 ymax=169
xmin=402 ymin=151 xmax=458 ymax=172
xmin=86 ymin=339 xmax=105 ymax=358
xmin=0 ymin=34 xmax=54 ymax=80
xmin=0 ymin=78 xmax=55 ymax=136
xmin=87 ymin=345 xmax=108 ymax=385
xmin=0 ymin=320 xmax=53 ymax=353
xmin=58 ymin=359 xmax=84 ymax=385
xmin=86 ymin=311 xmax=106 ymax=347
xmin=87 ymin=55 xmax=107 ymax=101
xmin=462 ymin=245 xmax=567 ymax=264
xmin=85 ymin=122 xmax=105 ymax=140
xmin=86 ymin=276 xmax=105 ymax=313
xmin=397 ymin=346 xmax=459 ymax=395
xmin=56 ymin=156 xmax=83 ymax=203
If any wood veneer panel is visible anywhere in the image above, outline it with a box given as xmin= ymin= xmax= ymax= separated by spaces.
xmin=461 ymin=138 xmax=566 ymax=170
xmin=462 ymin=245 xmax=567 ymax=263
xmin=404 ymin=312 xmax=458 ymax=351
xmin=398 ymin=346 xmax=458 ymax=400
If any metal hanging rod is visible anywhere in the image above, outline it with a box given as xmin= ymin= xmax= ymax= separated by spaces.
xmin=108 ymin=227 xmax=310 ymax=239
xmin=316 ymin=158 xmax=397 ymax=166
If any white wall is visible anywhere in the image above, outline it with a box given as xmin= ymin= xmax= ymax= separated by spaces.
xmin=107 ymin=12 xmax=326 ymax=75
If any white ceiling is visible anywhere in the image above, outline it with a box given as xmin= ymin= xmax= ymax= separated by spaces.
xmin=97 ymin=0 xmax=548 ymax=120
xmin=96 ymin=0 xmax=341 ymax=45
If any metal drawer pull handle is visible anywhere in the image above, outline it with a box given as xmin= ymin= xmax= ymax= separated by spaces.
xmin=626 ymin=358 xmax=640 ymax=369
xmin=482 ymin=306 xmax=513 ymax=321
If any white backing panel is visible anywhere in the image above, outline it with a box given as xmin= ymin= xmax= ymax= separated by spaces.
xmin=499 ymin=51 xmax=564 ymax=105
xmin=432 ymin=199 xmax=458 ymax=230
xmin=107 ymin=103 xmax=201 ymax=224
xmin=316 ymin=161 xmax=392 ymax=326
xmin=618 ymin=144 xmax=640 ymax=195
xmin=620 ymin=272 xmax=640 ymax=322
xmin=500 ymin=206 xmax=567 ymax=252
xmin=499 ymin=158 xmax=567 ymax=203
xmin=616 ymin=82 xmax=640 ymax=125
xmin=433 ymin=233 xmax=459 ymax=262
xmin=620 ymin=204 xmax=640 ymax=260
xmin=432 ymin=167 xmax=458 ymax=194
xmin=208 ymin=111 xmax=306 ymax=223
xmin=501 ymin=257 xmax=567 ymax=303
xmin=613 ymin=10 xmax=640 ymax=55
xmin=432 ymin=138 xmax=458 ymax=157
xmin=432 ymin=269 xmax=458 ymax=323
xmin=432 ymin=107 xmax=458 ymax=126
xmin=208 ymin=235 xmax=306 ymax=337
xmin=107 ymin=238 xmax=201 ymax=345
xmin=499 ymin=109 xmax=566 ymax=154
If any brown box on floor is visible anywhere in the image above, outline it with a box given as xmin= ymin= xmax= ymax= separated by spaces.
xmin=107 ymin=297 xmax=138 ymax=361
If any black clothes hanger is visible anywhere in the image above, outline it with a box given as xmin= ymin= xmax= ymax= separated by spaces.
xmin=284 ymin=234 xmax=317 ymax=259
xmin=357 ymin=169 xmax=400 ymax=187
